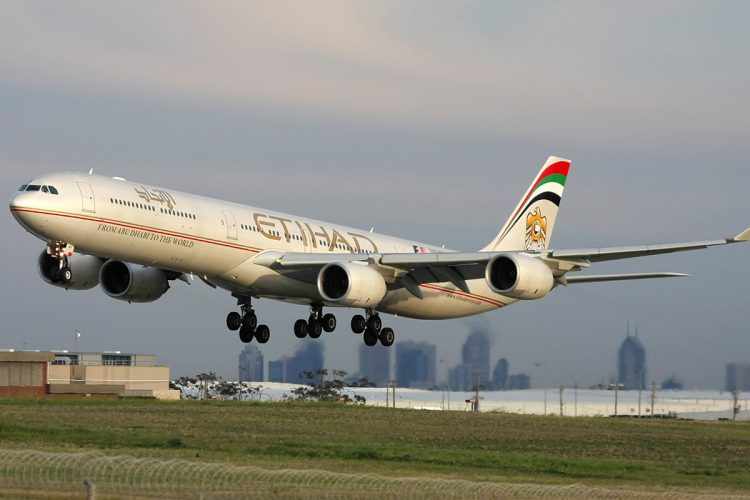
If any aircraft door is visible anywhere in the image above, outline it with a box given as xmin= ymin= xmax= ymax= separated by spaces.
xmin=75 ymin=182 xmax=96 ymax=213
xmin=222 ymin=210 xmax=238 ymax=240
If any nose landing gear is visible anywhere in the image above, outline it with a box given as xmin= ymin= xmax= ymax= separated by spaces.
xmin=46 ymin=242 xmax=75 ymax=285
xmin=227 ymin=295 xmax=270 ymax=344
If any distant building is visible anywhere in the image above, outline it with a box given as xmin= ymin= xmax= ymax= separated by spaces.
xmin=238 ymin=345 xmax=264 ymax=382
xmin=618 ymin=332 xmax=647 ymax=390
xmin=449 ymin=331 xmax=491 ymax=391
xmin=661 ymin=375 xmax=684 ymax=391
xmin=726 ymin=363 xmax=750 ymax=392
xmin=508 ymin=373 xmax=530 ymax=390
xmin=358 ymin=344 xmax=390 ymax=386
xmin=493 ymin=358 xmax=509 ymax=390
xmin=269 ymin=342 xmax=324 ymax=384
xmin=395 ymin=341 xmax=436 ymax=388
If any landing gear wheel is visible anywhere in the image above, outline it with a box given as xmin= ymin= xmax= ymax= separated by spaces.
xmin=226 ymin=312 xmax=242 ymax=331
xmin=322 ymin=313 xmax=337 ymax=333
xmin=243 ymin=312 xmax=258 ymax=332
xmin=363 ymin=328 xmax=378 ymax=346
xmin=351 ymin=315 xmax=366 ymax=334
xmin=255 ymin=324 xmax=270 ymax=344
xmin=239 ymin=323 xmax=254 ymax=343
xmin=379 ymin=327 xmax=395 ymax=347
xmin=60 ymin=267 xmax=72 ymax=283
xmin=366 ymin=315 xmax=382 ymax=334
xmin=307 ymin=316 xmax=323 ymax=339
xmin=294 ymin=319 xmax=308 ymax=338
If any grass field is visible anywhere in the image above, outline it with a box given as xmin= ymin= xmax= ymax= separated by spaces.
xmin=1 ymin=398 xmax=750 ymax=496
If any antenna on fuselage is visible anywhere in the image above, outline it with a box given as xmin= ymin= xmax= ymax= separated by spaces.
xmin=369 ymin=227 xmax=374 ymax=233
xmin=88 ymin=168 xmax=94 ymax=176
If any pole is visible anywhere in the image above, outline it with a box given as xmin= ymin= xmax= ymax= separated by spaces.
xmin=650 ymin=381 xmax=656 ymax=417
xmin=559 ymin=385 xmax=564 ymax=417
xmin=637 ymin=379 xmax=643 ymax=417
xmin=733 ymin=389 xmax=739 ymax=422
xmin=543 ymin=389 xmax=548 ymax=416
xmin=574 ymin=383 xmax=578 ymax=417
xmin=614 ymin=382 xmax=618 ymax=416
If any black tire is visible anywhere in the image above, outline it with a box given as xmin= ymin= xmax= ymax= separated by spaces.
xmin=351 ymin=315 xmax=366 ymax=334
xmin=322 ymin=313 xmax=337 ymax=333
xmin=379 ymin=327 xmax=395 ymax=347
xmin=307 ymin=319 xmax=322 ymax=339
xmin=363 ymin=328 xmax=378 ymax=346
xmin=239 ymin=323 xmax=254 ymax=343
xmin=294 ymin=319 xmax=308 ymax=338
xmin=226 ymin=312 xmax=242 ymax=331
xmin=243 ymin=312 xmax=258 ymax=331
xmin=367 ymin=315 xmax=382 ymax=334
xmin=61 ymin=267 xmax=72 ymax=283
xmin=255 ymin=324 xmax=270 ymax=344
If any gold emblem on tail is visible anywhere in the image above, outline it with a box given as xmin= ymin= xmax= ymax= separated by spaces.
xmin=525 ymin=208 xmax=548 ymax=250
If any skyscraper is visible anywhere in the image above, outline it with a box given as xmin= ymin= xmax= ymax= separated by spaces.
xmin=493 ymin=358 xmax=509 ymax=389
xmin=448 ymin=330 xmax=491 ymax=391
xmin=618 ymin=330 xmax=647 ymax=390
xmin=358 ymin=343 xmax=390 ymax=386
xmin=238 ymin=344 xmax=264 ymax=382
xmin=395 ymin=341 xmax=436 ymax=388
xmin=726 ymin=362 xmax=750 ymax=392
xmin=269 ymin=342 xmax=324 ymax=384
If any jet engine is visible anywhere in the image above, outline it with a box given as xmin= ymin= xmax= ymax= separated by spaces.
xmin=99 ymin=260 xmax=170 ymax=303
xmin=38 ymin=251 xmax=102 ymax=290
xmin=317 ymin=262 xmax=387 ymax=308
xmin=485 ymin=253 xmax=554 ymax=300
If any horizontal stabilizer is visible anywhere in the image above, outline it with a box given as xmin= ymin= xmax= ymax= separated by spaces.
xmin=562 ymin=272 xmax=689 ymax=285
xmin=733 ymin=227 xmax=750 ymax=242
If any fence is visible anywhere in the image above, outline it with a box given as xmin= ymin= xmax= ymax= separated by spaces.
xmin=0 ymin=448 xmax=746 ymax=499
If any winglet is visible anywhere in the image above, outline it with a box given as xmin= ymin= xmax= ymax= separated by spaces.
xmin=732 ymin=227 xmax=750 ymax=242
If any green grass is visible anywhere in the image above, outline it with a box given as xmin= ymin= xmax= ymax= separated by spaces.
xmin=1 ymin=398 xmax=749 ymax=493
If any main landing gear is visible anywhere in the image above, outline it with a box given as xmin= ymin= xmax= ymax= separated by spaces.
xmin=226 ymin=296 xmax=270 ymax=344
xmin=351 ymin=311 xmax=395 ymax=347
xmin=293 ymin=305 xmax=337 ymax=339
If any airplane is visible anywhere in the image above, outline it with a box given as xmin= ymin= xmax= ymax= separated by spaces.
xmin=9 ymin=156 xmax=749 ymax=348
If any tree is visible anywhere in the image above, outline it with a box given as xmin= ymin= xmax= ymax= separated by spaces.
xmin=287 ymin=369 xmax=366 ymax=404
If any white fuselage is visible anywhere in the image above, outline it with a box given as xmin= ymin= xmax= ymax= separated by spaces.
xmin=10 ymin=172 xmax=513 ymax=319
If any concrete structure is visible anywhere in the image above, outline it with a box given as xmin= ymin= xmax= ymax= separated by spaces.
xmin=449 ymin=331 xmax=490 ymax=391
xmin=618 ymin=333 xmax=647 ymax=390
xmin=0 ymin=351 xmax=54 ymax=397
xmin=238 ymin=345 xmax=264 ymax=382
xmin=269 ymin=342 xmax=324 ymax=384
xmin=358 ymin=343 xmax=390 ymax=386
xmin=395 ymin=341 xmax=436 ymax=389
xmin=493 ymin=358 xmax=509 ymax=390
xmin=726 ymin=362 xmax=750 ymax=392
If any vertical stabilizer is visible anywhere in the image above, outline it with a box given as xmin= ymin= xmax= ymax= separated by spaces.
xmin=482 ymin=156 xmax=571 ymax=252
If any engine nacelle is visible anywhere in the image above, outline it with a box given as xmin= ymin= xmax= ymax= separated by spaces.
xmin=99 ymin=260 xmax=169 ymax=303
xmin=38 ymin=251 xmax=102 ymax=290
xmin=485 ymin=253 xmax=554 ymax=300
xmin=317 ymin=262 xmax=387 ymax=308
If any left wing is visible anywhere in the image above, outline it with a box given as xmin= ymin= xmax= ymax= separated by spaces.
xmin=251 ymin=227 xmax=749 ymax=295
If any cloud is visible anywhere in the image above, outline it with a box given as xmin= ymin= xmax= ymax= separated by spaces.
xmin=2 ymin=2 xmax=748 ymax=144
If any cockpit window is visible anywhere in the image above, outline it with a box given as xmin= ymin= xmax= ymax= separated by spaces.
xmin=26 ymin=185 xmax=41 ymax=192
xmin=48 ymin=186 xmax=59 ymax=195
xmin=41 ymin=185 xmax=49 ymax=193
xmin=18 ymin=184 xmax=28 ymax=191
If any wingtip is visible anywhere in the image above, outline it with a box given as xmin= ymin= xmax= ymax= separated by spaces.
xmin=733 ymin=227 xmax=750 ymax=242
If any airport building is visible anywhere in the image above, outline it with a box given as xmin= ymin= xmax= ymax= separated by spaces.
xmin=726 ymin=362 xmax=750 ymax=392
xmin=0 ymin=349 xmax=177 ymax=399
xmin=618 ymin=332 xmax=647 ymax=390
xmin=238 ymin=345 xmax=264 ymax=382
xmin=395 ymin=341 xmax=436 ymax=389
xmin=358 ymin=343 xmax=390 ymax=386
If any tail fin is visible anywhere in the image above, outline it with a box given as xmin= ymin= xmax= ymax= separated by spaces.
xmin=482 ymin=156 xmax=571 ymax=252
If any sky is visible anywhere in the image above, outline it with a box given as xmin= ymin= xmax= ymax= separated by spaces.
xmin=1 ymin=1 xmax=749 ymax=388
